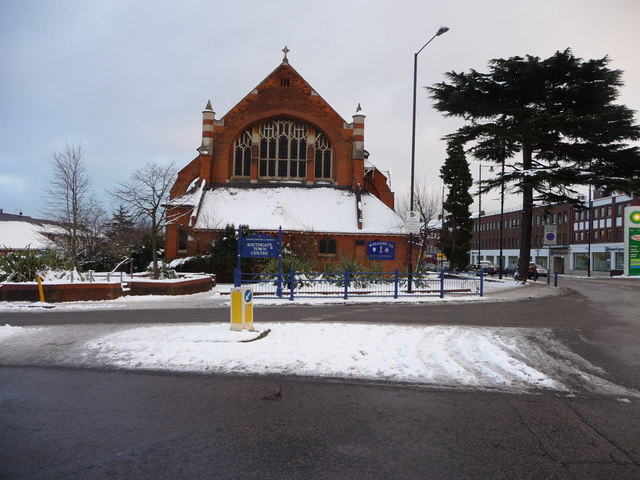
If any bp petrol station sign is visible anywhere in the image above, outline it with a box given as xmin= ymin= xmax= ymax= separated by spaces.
xmin=627 ymin=208 xmax=640 ymax=276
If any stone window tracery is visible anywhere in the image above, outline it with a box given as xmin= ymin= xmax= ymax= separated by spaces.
xmin=233 ymin=117 xmax=332 ymax=181
xmin=314 ymin=132 xmax=332 ymax=179
xmin=233 ymin=130 xmax=252 ymax=177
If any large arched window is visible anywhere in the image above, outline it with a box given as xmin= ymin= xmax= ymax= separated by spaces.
xmin=233 ymin=117 xmax=333 ymax=180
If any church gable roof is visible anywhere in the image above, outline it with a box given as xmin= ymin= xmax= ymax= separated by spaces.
xmin=219 ymin=55 xmax=349 ymax=127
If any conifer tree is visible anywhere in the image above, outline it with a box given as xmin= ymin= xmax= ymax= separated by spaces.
xmin=438 ymin=141 xmax=474 ymax=270
xmin=110 ymin=162 xmax=176 ymax=279
xmin=428 ymin=49 xmax=640 ymax=281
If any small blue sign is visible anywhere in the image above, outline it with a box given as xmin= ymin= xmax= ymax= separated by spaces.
xmin=241 ymin=234 xmax=278 ymax=258
xmin=367 ymin=241 xmax=396 ymax=261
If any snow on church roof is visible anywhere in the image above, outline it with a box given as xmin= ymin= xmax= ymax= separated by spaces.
xmin=192 ymin=186 xmax=405 ymax=235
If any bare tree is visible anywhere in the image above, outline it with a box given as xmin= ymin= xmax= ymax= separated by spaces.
xmin=78 ymin=204 xmax=108 ymax=268
xmin=110 ymin=161 xmax=177 ymax=279
xmin=43 ymin=143 xmax=101 ymax=268
xmin=396 ymin=179 xmax=442 ymax=266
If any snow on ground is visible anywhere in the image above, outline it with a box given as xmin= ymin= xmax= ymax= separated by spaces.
xmin=1 ymin=278 xmax=637 ymax=398
xmin=86 ymin=324 xmax=566 ymax=392
xmin=0 ymin=323 xmax=32 ymax=340
xmin=1 ymin=320 xmax=637 ymax=398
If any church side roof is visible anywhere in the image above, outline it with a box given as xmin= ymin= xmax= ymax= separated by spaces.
xmin=192 ymin=187 xmax=404 ymax=235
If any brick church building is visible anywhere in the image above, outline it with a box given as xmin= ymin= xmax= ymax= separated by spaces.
xmin=165 ymin=50 xmax=407 ymax=270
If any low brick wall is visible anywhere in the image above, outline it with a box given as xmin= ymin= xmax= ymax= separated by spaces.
xmin=127 ymin=276 xmax=214 ymax=296
xmin=0 ymin=275 xmax=215 ymax=303
xmin=0 ymin=282 xmax=122 ymax=302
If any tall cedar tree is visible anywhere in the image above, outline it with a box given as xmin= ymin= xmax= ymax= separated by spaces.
xmin=438 ymin=141 xmax=474 ymax=269
xmin=428 ymin=49 xmax=640 ymax=281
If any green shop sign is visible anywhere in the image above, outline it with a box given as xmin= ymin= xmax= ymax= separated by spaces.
xmin=629 ymin=209 xmax=640 ymax=276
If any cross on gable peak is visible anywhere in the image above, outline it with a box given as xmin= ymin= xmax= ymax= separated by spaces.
xmin=282 ymin=46 xmax=290 ymax=64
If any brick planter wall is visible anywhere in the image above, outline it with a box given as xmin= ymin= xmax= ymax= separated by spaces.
xmin=127 ymin=276 xmax=214 ymax=296
xmin=0 ymin=283 xmax=122 ymax=303
xmin=0 ymin=275 xmax=215 ymax=303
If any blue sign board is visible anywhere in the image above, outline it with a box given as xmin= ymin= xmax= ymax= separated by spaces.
xmin=367 ymin=241 xmax=395 ymax=261
xmin=241 ymin=234 xmax=278 ymax=258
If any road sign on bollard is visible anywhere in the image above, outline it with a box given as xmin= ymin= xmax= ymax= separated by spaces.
xmin=230 ymin=287 xmax=254 ymax=331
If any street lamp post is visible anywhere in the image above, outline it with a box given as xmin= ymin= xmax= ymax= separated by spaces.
xmin=440 ymin=184 xmax=445 ymax=271
xmin=408 ymin=26 xmax=449 ymax=292
xmin=498 ymin=160 xmax=505 ymax=279
xmin=477 ymin=163 xmax=493 ymax=265
xmin=587 ymin=185 xmax=592 ymax=277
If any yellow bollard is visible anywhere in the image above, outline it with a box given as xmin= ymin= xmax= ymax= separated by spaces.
xmin=230 ymin=289 xmax=244 ymax=331
xmin=36 ymin=275 xmax=45 ymax=302
xmin=230 ymin=287 xmax=254 ymax=331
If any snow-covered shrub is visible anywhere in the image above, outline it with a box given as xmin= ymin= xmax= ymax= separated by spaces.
xmin=172 ymin=254 xmax=216 ymax=273
xmin=149 ymin=262 xmax=178 ymax=279
xmin=0 ymin=249 xmax=72 ymax=282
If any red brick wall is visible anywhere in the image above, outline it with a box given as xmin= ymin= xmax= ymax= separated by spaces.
xmin=0 ymin=277 xmax=214 ymax=302
xmin=0 ymin=283 xmax=122 ymax=302
xmin=170 ymin=156 xmax=202 ymax=198
xmin=188 ymin=229 xmax=409 ymax=272
xmin=127 ymin=276 xmax=214 ymax=296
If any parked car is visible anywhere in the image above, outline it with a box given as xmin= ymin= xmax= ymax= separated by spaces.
xmin=466 ymin=262 xmax=497 ymax=276
xmin=465 ymin=264 xmax=481 ymax=274
xmin=528 ymin=263 xmax=548 ymax=278
xmin=478 ymin=261 xmax=498 ymax=275
xmin=502 ymin=265 xmax=518 ymax=276
xmin=423 ymin=263 xmax=438 ymax=272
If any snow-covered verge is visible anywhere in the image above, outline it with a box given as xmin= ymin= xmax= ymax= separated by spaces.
xmin=85 ymin=324 xmax=573 ymax=393
xmin=1 ymin=321 xmax=636 ymax=399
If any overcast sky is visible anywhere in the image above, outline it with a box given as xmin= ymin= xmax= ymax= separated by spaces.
xmin=1 ymin=0 xmax=639 ymax=219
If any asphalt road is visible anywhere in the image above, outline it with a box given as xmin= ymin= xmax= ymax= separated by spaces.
xmin=1 ymin=277 xmax=640 ymax=479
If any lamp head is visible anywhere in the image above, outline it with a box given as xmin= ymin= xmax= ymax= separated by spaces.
xmin=436 ymin=26 xmax=449 ymax=36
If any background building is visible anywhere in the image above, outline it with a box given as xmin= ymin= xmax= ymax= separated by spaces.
xmin=471 ymin=191 xmax=639 ymax=275
xmin=0 ymin=210 xmax=62 ymax=255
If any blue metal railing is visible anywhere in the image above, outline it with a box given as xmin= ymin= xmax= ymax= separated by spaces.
xmin=234 ymin=268 xmax=483 ymax=300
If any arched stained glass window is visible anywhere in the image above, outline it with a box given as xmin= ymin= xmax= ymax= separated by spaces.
xmin=314 ymin=132 xmax=332 ymax=179
xmin=233 ymin=130 xmax=252 ymax=177
xmin=233 ymin=117 xmax=332 ymax=180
